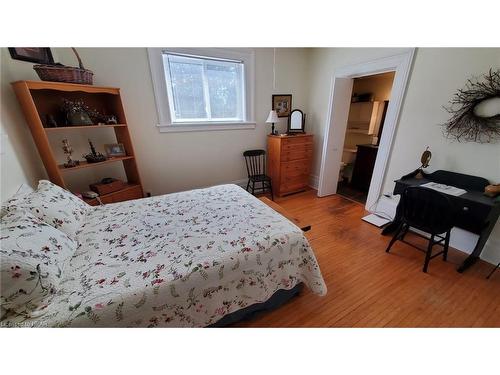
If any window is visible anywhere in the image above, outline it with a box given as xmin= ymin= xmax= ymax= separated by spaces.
xmin=165 ymin=53 xmax=245 ymax=122
xmin=148 ymin=48 xmax=255 ymax=132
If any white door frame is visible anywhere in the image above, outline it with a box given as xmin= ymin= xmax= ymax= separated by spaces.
xmin=317 ymin=49 xmax=415 ymax=212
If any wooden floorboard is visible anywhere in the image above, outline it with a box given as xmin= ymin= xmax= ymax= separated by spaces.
xmin=235 ymin=189 xmax=500 ymax=327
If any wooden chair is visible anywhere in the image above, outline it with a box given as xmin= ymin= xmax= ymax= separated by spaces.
xmin=386 ymin=186 xmax=455 ymax=273
xmin=243 ymin=149 xmax=273 ymax=201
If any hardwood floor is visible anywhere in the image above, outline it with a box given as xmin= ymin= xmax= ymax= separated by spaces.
xmin=235 ymin=189 xmax=500 ymax=327
xmin=336 ymin=180 xmax=368 ymax=204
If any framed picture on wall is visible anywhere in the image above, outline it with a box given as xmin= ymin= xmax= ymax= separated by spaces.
xmin=272 ymin=94 xmax=292 ymax=117
xmin=8 ymin=47 xmax=54 ymax=64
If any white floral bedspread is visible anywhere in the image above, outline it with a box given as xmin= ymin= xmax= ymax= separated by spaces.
xmin=17 ymin=184 xmax=326 ymax=327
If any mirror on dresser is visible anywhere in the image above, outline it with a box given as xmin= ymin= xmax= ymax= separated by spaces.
xmin=288 ymin=109 xmax=306 ymax=134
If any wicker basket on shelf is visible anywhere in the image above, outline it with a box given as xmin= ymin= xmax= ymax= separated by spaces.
xmin=33 ymin=48 xmax=93 ymax=85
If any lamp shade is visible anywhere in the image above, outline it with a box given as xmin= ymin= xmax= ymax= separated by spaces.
xmin=266 ymin=110 xmax=279 ymax=123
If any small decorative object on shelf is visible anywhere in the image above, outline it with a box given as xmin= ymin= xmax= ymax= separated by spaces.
xmin=61 ymin=139 xmax=80 ymax=168
xmin=61 ymin=98 xmax=118 ymax=126
xmin=82 ymin=191 xmax=99 ymax=199
xmin=104 ymin=143 xmax=126 ymax=157
xmin=45 ymin=114 xmax=58 ymax=128
xmin=83 ymin=139 xmax=107 ymax=163
xmin=33 ymin=47 xmax=93 ymax=85
xmin=86 ymin=108 xmax=117 ymax=125
xmin=62 ymin=98 xmax=93 ymax=126
xmin=105 ymin=115 xmax=118 ymax=125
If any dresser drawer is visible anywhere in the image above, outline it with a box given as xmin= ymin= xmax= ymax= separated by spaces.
xmin=281 ymin=147 xmax=313 ymax=162
xmin=280 ymin=175 xmax=308 ymax=194
xmin=282 ymin=142 xmax=312 ymax=153
xmin=282 ymin=160 xmax=310 ymax=178
xmin=282 ymin=136 xmax=313 ymax=147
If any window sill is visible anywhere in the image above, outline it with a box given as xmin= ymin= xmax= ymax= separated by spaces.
xmin=157 ymin=122 xmax=256 ymax=133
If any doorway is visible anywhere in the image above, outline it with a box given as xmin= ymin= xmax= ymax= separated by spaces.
xmin=337 ymin=72 xmax=395 ymax=204
xmin=317 ymin=50 xmax=414 ymax=211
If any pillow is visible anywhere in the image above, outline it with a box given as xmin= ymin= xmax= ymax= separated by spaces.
xmin=1 ymin=210 xmax=76 ymax=318
xmin=1 ymin=183 xmax=35 ymax=218
xmin=3 ymin=180 xmax=90 ymax=239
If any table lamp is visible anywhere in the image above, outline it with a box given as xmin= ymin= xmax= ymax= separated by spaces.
xmin=266 ymin=110 xmax=279 ymax=135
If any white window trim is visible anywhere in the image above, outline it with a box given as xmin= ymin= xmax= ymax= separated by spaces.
xmin=147 ymin=48 xmax=256 ymax=133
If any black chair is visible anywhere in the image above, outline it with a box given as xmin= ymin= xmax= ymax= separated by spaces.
xmin=243 ymin=149 xmax=273 ymax=200
xmin=386 ymin=186 xmax=455 ymax=273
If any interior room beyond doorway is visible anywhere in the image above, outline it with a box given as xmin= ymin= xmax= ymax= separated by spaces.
xmin=337 ymin=71 xmax=395 ymax=204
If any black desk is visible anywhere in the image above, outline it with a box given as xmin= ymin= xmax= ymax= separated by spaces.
xmin=382 ymin=170 xmax=500 ymax=272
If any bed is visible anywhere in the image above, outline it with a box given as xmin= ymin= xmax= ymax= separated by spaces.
xmin=1 ymin=183 xmax=326 ymax=327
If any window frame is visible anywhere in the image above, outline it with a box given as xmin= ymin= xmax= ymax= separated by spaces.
xmin=148 ymin=48 xmax=256 ymax=133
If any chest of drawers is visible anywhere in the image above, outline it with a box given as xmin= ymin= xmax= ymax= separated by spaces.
xmin=267 ymin=134 xmax=313 ymax=197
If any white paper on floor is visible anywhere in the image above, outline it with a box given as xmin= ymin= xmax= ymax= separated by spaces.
xmin=362 ymin=213 xmax=391 ymax=227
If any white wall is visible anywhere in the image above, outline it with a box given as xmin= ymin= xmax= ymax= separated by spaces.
xmin=1 ymin=48 xmax=310 ymax=198
xmin=1 ymin=49 xmax=48 ymax=201
xmin=382 ymin=49 xmax=500 ymax=192
xmin=307 ymin=47 xmax=500 ymax=264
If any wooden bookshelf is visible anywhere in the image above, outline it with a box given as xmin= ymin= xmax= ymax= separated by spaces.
xmin=58 ymin=156 xmax=135 ymax=171
xmin=45 ymin=124 xmax=128 ymax=132
xmin=11 ymin=80 xmax=143 ymax=205
xmin=82 ymin=183 xmax=142 ymax=205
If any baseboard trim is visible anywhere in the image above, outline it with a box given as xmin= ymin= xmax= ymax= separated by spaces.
xmin=231 ymin=176 xmax=319 ymax=191
xmin=227 ymin=178 xmax=248 ymax=188
xmin=309 ymin=174 xmax=319 ymax=190
xmin=480 ymin=237 xmax=500 ymax=265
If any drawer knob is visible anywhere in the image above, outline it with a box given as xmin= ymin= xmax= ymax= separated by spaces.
xmin=462 ymin=206 xmax=469 ymax=211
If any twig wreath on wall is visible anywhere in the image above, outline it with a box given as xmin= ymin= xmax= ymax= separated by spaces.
xmin=442 ymin=68 xmax=500 ymax=143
